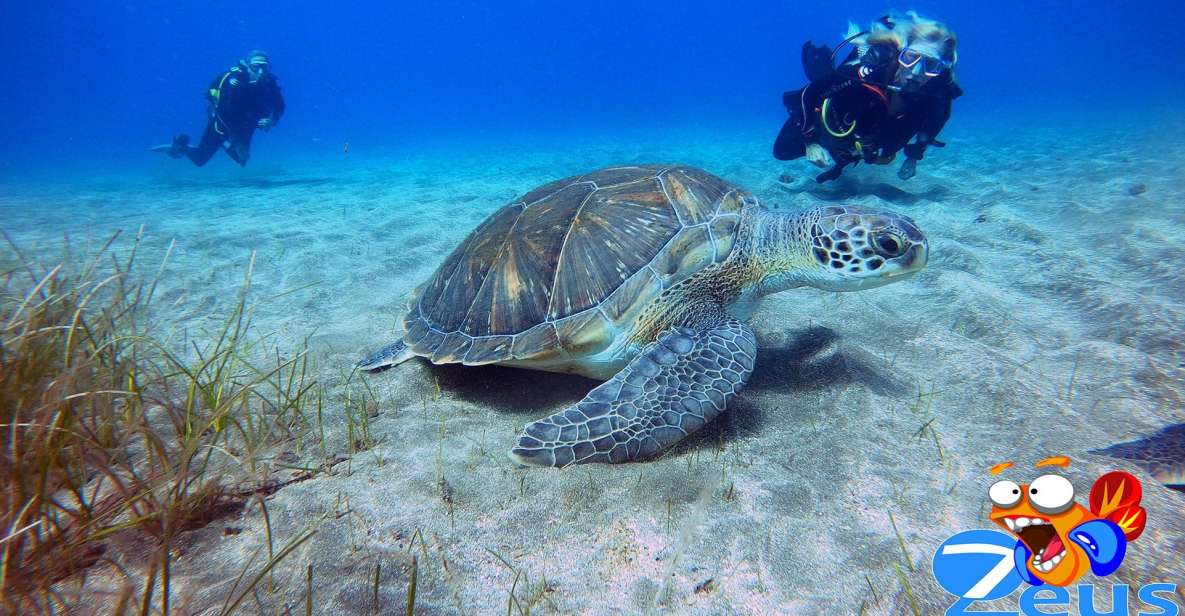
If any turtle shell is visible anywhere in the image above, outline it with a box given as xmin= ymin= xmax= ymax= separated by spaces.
xmin=402 ymin=165 xmax=751 ymax=365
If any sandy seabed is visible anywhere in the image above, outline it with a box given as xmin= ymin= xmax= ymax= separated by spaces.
xmin=3 ymin=116 xmax=1184 ymax=614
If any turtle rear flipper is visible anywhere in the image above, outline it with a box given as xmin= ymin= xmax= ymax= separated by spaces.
xmin=358 ymin=340 xmax=415 ymax=372
xmin=509 ymin=314 xmax=756 ymax=468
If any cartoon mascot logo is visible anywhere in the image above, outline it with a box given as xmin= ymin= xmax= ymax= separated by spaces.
xmin=987 ymin=456 xmax=1147 ymax=587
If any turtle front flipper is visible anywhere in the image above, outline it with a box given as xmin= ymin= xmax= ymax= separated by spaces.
xmin=510 ymin=315 xmax=757 ymax=467
xmin=357 ymin=340 xmax=415 ymax=372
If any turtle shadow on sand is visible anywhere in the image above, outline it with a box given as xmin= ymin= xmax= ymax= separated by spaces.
xmin=783 ymin=176 xmax=949 ymax=206
xmin=675 ymin=326 xmax=909 ymax=454
xmin=427 ymin=363 xmax=598 ymax=415
xmin=426 ymin=360 xmax=772 ymax=453
xmin=749 ymin=326 xmax=908 ymax=396
xmin=423 ymin=325 xmax=907 ymax=454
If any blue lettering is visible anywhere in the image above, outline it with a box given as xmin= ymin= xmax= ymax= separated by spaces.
xmin=1138 ymin=584 xmax=1181 ymax=616
xmin=1019 ymin=586 xmax=1069 ymax=616
xmin=946 ymin=597 xmax=1018 ymax=616
xmin=1081 ymin=584 xmax=1130 ymax=616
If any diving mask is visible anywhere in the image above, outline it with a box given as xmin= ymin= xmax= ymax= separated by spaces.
xmin=898 ymin=48 xmax=950 ymax=77
xmin=247 ymin=60 xmax=268 ymax=82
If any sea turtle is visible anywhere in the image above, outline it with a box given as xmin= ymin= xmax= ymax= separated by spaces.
xmin=359 ymin=165 xmax=928 ymax=467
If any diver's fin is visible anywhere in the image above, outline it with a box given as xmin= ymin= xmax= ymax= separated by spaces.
xmin=357 ymin=340 xmax=415 ymax=372
xmin=801 ymin=41 xmax=834 ymax=81
xmin=150 ymin=143 xmax=185 ymax=159
xmin=151 ymin=133 xmax=190 ymax=159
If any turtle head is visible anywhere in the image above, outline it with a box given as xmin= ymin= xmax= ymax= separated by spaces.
xmin=802 ymin=205 xmax=928 ymax=291
xmin=756 ymin=205 xmax=928 ymax=294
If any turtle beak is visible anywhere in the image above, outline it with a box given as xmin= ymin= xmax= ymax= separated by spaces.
xmin=903 ymin=240 xmax=928 ymax=270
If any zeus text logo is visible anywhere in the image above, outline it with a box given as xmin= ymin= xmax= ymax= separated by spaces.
xmin=933 ymin=529 xmax=1179 ymax=615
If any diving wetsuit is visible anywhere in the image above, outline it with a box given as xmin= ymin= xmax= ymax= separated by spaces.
xmin=773 ymin=41 xmax=962 ymax=182
xmin=179 ymin=62 xmax=286 ymax=167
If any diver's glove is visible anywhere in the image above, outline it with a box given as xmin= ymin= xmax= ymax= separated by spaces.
xmin=805 ymin=143 xmax=834 ymax=168
xmin=898 ymin=157 xmax=918 ymax=180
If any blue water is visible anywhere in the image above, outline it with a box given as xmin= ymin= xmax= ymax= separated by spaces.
xmin=1 ymin=1 xmax=1181 ymax=181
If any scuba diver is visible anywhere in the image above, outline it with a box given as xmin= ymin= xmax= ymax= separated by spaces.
xmin=773 ymin=12 xmax=962 ymax=182
xmin=153 ymin=50 xmax=285 ymax=167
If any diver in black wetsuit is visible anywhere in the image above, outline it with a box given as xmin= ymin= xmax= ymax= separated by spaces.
xmin=773 ymin=13 xmax=962 ymax=182
xmin=154 ymin=50 xmax=286 ymax=167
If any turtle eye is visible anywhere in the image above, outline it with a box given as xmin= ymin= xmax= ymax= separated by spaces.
xmin=1028 ymin=474 xmax=1075 ymax=514
xmin=872 ymin=232 xmax=905 ymax=257
xmin=989 ymin=480 xmax=1022 ymax=508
